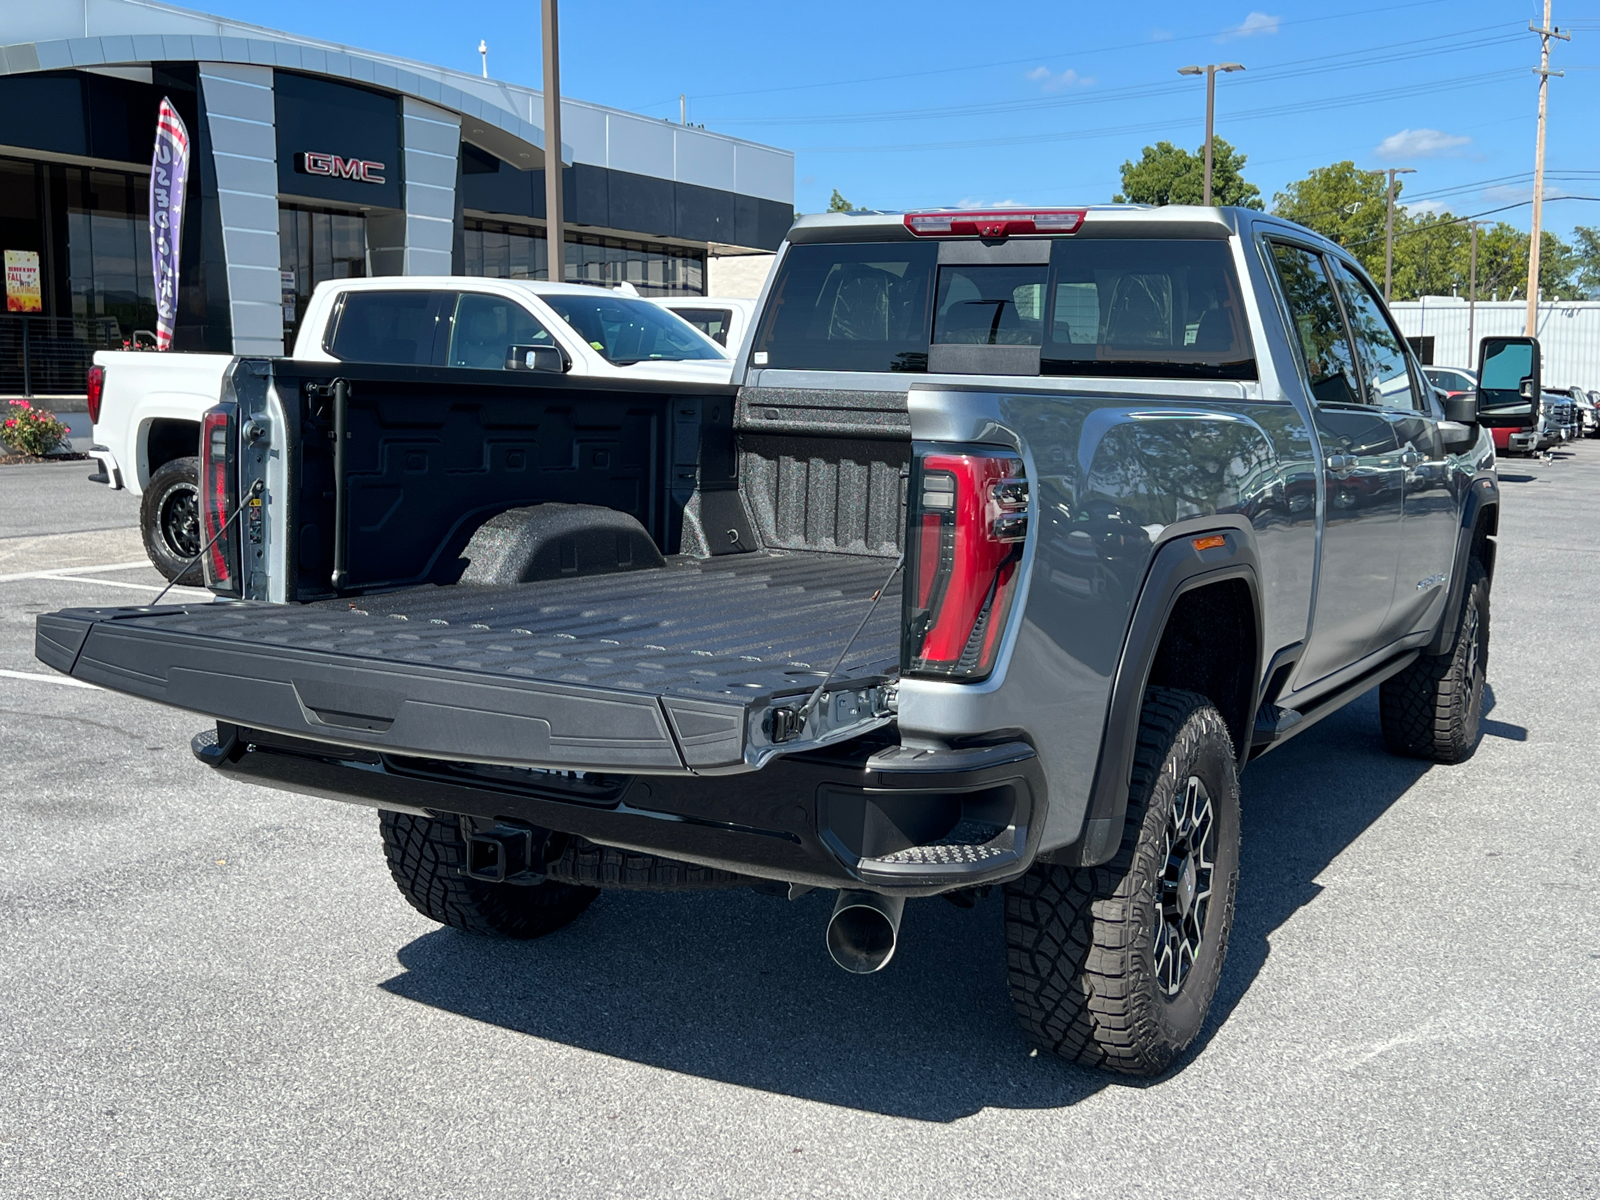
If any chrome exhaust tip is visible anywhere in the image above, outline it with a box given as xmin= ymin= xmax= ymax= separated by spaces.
xmin=825 ymin=889 xmax=905 ymax=974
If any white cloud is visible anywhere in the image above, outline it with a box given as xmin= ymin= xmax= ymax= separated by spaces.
xmin=1220 ymin=11 xmax=1280 ymax=39
xmin=1375 ymin=127 xmax=1472 ymax=161
xmin=1026 ymin=66 xmax=1095 ymax=93
xmin=1150 ymin=27 xmax=1175 ymax=42
xmin=957 ymin=197 xmax=1024 ymax=209
xmin=1406 ymin=199 xmax=1452 ymax=217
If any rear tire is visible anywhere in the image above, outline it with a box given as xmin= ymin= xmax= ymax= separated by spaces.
xmin=1379 ymin=559 xmax=1489 ymax=763
xmin=1005 ymin=689 xmax=1241 ymax=1076
xmin=379 ymin=811 xmax=598 ymax=939
xmin=139 ymin=456 xmax=203 ymax=586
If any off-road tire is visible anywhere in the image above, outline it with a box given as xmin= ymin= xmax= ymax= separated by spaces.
xmin=1379 ymin=559 xmax=1489 ymax=763
xmin=379 ymin=811 xmax=598 ymax=938
xmin=140 ymin=456 xmax=203 ymax=586
xmin=1004 ymin=688 xmax=1241 ymax=1077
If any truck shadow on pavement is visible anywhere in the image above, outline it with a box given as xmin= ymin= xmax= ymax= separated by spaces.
xmin=380 ymin=689 xmax=1496 ymax=1120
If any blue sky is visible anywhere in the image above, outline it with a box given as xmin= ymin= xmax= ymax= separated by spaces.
xmin=198 ymin=0 xmax=1599 ymax=240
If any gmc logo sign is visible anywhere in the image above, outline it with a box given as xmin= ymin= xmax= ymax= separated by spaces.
xmin=293 ymin=151 xmax=385 ymax=185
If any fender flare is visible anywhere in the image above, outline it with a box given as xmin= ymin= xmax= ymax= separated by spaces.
xmin=1059 ymin=520 xmax=1264 ymax=868
xmin=1424 ymin=474 xmax=1498 ymax=658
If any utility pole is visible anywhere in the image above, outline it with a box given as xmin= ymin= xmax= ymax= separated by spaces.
xmin=1467 ymin=219 xmax=1483 ymax=366
xmin=1177 ymin=63 xmax=1244 ymax=205
xmin=1525 ymin=0 xmax=1570 ymax=336
xmin=1383 ymin=166 xmax=1415 ymax=302
xmin=680 ymin=95 xmax=687 ymax=125
xmin=479 ymin=39 xmax=487 ymax=78
xmin=541 ymin=0 xmax=564 ymax=283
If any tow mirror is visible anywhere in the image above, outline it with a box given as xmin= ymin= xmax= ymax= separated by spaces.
xmin=506 ymin=344 xmax=568 ymax=373
xmin=1476 ymin=335 xmax=1540 ymax=428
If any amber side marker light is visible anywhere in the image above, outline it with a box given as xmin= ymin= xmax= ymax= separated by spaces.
xmin=1192 ymin=535 xmax=1227 ymax=552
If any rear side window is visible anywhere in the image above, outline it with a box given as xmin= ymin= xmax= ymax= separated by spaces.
xmin=1041 ymin=239 xmax=1255 ymax=380
xmin=753 ymin=242 xmax=937 ymax=372
xmin=446 ymin=293 xmax=555 ymax=369
xmin=670 ymin=307 xmax=732 ymax=345
xmin=327 ymin=291 xmax=446 ymax=364
xmin=1266 ymin=243 xmax=1364 ymax=406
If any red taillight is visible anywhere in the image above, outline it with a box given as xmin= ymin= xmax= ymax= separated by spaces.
xmin=904 ymin=209 xmax=1085 ymax=238
xmin=903 ymin=450 xmax=1028 ymax=681
xmin=85 ymin=365 xmax=105 ymax=424
xmin=200 ymin=406 xmax=239 ymax=594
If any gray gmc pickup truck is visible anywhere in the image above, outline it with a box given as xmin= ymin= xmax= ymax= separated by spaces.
xmin=36 ymin=205 xmax=1513 ymax=1076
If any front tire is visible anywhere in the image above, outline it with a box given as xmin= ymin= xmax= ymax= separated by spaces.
xmin=1005 ymin=689 xmax=1241 ymax=1076
xmin=1379 ymin=559 xmax=1489 ymax=763
xmin=139 ymin=456 xmax=203 ymax=586
xmin=379 ymin=811 xmax=598 ymax=939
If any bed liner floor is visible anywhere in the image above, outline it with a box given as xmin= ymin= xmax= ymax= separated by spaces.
xmin=36 ymin=550 xmax=903 ymax=774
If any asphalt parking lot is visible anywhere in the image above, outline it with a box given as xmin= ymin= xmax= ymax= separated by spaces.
xmin=2 ymin=451 xmax=1597 ymax=1199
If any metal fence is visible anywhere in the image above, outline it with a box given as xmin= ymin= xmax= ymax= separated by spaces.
xmin=0 ymin=315 xmax=125 ymax=396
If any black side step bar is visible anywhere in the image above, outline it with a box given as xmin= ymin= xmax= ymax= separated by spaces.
xmin=1250 ymin=650 xmax=1419 ymax=758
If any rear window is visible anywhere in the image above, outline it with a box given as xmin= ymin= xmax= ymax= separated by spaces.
xmin=753 ymin=242 xmax=937 ymax=372
xmin=670 ymin=306 xmax=733 ymax=346
xmin=753 ymin=237 xmax=1253 ymax=379
xmin=1041 ymin=240 xmax=1254 ymax=380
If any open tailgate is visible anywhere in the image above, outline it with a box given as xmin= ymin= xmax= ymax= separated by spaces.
xmin=35 ymin=552 xmax=900 ymax=774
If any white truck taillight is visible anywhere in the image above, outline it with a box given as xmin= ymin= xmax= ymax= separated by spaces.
xmin=199 ymin=405 xmax=240 ymax=595
xmin=902 ymin=449 xmax=1028 ymax=681
xmin=85 ymin=365 xmax=105 ymax=424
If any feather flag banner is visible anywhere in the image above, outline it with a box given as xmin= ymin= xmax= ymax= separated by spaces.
xmin=148 ymin=98 xmax=191 ymax=351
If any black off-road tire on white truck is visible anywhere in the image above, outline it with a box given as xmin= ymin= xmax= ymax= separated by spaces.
xmin=139 ymin=456 xmax=204 ymax=586
xmin=1379 ymin=559 xmax=1489 ymax=764
xmin=380 ymin=811 xmax=598 ymax=938
xmin=1004 ymin=688 xmax=1241 ymax=1077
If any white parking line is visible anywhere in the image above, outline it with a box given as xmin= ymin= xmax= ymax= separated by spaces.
xmin=0 ymin=668 xmax=99 ymax=690
xmin=33 ymin=575 xmax=213 ymax=597
xmin=0 ymin=560 xmax=152 ymax=584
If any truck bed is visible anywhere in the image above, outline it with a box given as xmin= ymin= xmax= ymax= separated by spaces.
xmin=36 ymin=551 xmax=902 ymax=774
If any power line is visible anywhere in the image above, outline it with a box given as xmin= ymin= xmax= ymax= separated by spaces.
xmin=621 ymin=0 xmax=1463 ymax=113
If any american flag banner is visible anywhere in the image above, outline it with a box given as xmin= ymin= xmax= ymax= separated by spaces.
xmin=148 ymin=98 xmax=190 ymax=351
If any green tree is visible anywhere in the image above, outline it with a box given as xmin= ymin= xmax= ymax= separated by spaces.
xmin=1272 ymin=161 xmax=1392 ymax=279
xmin=1112 ymin=138 xmax=1262 ymax=209
xmin=1572 ymin=225 xmax=1600 ymax=297
xmin=827 ymin=188 xmax=860 ymax=213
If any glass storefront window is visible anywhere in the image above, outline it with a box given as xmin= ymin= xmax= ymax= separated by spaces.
xmin=461 ymin=219 xmax=704 ymax=296
xmin=60 ymin=163 xmax=158 ymax=340
xmin=280 ymin=206 xmax=368 ymax=335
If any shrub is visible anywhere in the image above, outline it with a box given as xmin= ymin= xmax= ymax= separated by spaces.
xmin=2 ymin=399 xmax=69 ymax=457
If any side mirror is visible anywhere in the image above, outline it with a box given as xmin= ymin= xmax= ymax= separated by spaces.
xmin=1443 ymin=393 xmax=1477 ymax=424
xmin=1519 ymin=379 xmax=1535 ymax=400
xmin=506 ymin=344 xmax=568 ymax=373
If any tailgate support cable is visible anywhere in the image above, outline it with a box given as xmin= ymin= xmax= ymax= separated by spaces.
xmin=149 ymin=477 xmax=264 ymax=607
xmin=797 ymin=552 xmax=904 ymax=727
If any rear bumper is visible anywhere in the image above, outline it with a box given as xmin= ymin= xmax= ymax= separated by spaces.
xmin=87 ymin=445 xmax=122 ymax=488
xmin=195 ymin=723 xmax=1047 ymax=897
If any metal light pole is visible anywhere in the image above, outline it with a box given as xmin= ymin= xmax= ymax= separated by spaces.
xmin=479 ymin=39 xmax=487 ymax=78
xmin=1525 ymin=0 xmax=1569 ymax=335
xmin=1178 ymin=63 xmax=1244 ymax=205
xmin=1467 ymin=219 xmax=1483 ymax=365
xmin=541 ymin=1 xmax=565 ymax=283
xmin=1383 ymin=166 xmax=1415 ymax=302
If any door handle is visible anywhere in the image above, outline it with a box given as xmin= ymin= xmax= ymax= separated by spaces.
xmin=1326 ymin=454 xmax=1358 ymax=472
xmin=1399 ymin=450 xmax=1422 ymax=467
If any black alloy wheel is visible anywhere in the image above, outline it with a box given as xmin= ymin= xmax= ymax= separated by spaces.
xmin=1155 ymin=775 xmax=1217 ymax=998
xmin=139 ymin=456 xmax=206 ymax=586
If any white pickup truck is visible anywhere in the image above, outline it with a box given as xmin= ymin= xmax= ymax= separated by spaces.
xmin=87 ymin=277 xmax=729 ymax=582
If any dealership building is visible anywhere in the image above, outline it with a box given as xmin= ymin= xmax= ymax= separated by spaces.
xmin=0 ymin=0 xmax=793 ymax=390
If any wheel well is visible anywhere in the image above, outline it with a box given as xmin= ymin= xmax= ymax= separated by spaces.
xmin=1145 ymin=578 xmax=1258 ymax=756
xmin=1470 ymin=503 xmax=1497 ymax=580
xmin=145 ymin=419 xmax=199 ymax=479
